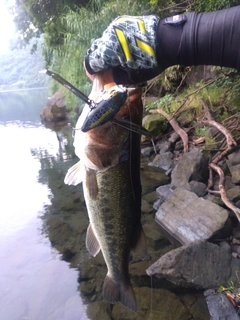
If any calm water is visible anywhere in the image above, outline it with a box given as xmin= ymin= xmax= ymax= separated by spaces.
xmin=0 ymin=89 xmax=88 ymax=320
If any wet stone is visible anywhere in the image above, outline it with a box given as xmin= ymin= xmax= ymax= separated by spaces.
xmin=142 ymin=223 xmax=168 ymax=251
xmin=171 ymin=148 xmax=209 ymax=188
xmin=141 ymin=146 xmax=155 ymax=157
xmin=86 ymin=301 xmax=112 ymax=320
xmin=79 ymin=280 xmax=96 ymax=296
xmin=185 ymin=180 xmax=207 ymax=197
xmin=79 ymin=265 xmax=99 ymax=281
xmin=155 ymin=188 xmax=229 ymax=245
xmin=148 ymin=152 xmax=175 ymax=172
xmin=146 ymin=241 xmax=232 ymax=289
xmin=142 ymin=191 xmax=158 ymax=205
xmin=141 ymin=199 xmax=154 ymax=214
xmin=141 ymin=166 xmax=170 ymax=195
xmin=226 ymin=185 xmax=240 ymax=203
xmin=111 ymin=287 xmax=191 ymax=320
xmin=206 ymin=292 xmax=240 ymax=320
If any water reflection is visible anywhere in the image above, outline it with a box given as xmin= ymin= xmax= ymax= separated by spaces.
xmin=0 ymin=90 xmax=89 ymax=320
xmin=0 ymin=89 xmax=209 ymax=320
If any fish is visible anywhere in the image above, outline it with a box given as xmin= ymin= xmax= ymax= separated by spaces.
xmin=64 ymin=74 xmax=148 ymax=312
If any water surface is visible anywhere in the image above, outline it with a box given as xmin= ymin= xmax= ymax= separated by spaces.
xmin=0 ymin=89 xmax=88 ymax=320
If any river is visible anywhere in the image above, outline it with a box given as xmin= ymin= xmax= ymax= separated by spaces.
xmin=0 ymin=89 xmax=88 ymax=320
xmin=0 ymin=89 xmax=209 ymax=320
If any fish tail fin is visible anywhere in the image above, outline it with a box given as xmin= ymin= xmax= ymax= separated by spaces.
xmin=103 ymin=276 xmax=137 ymax=312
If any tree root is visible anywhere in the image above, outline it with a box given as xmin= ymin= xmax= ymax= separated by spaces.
xmin=198 ymin=99 xmax=240 ymax=222
xmin=150 ymin=108 xmax=189 ymax=153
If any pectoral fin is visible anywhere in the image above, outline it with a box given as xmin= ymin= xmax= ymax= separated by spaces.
xmin=131 ymin=226 xmax=149 ymax=260
xmin=64 ymin=161 xmax=83 ymax=185
xmin=85 ymin=168 xmax=98 ymax=199
xmin=86 ymin=224 xmax=101 ymax=257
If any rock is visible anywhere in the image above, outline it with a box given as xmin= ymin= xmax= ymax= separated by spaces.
xmin=227 ymin=149 xmax=240 ymax=166
xmin=142 ymin=223 xmax=167 ymax=251
xmin=227 ymin=164 xmax=240 ymax=184
xmin=206 ymin=292 xmax=240 ymax=320
xmin=185 ymin=180 xmax=207 ymax=197
xmin=40 ymin=90 xmax=68 ymax=122
xmin=148 ymin=152 xmax=175 ymax=172
xmin=142 ymin=114 xmax=167 ymax=136
xmin=141 ymin=199 xmax=154 ymax=214
xmin=111 ymin=287 xmax=191 ymax=320
xmin=142 ymin=191 xmax=158 ymax=205
xmin=226 ymin=186 xmax=240 ymax=203
xmin=141 ymin=166 xmax=170 ymax=195
xmin=146 ymin=241 xmax=232 ymax=289
xmin=79 ymin=265 xmax=99 ymax=281
xmin=156 ymin=184 xmax=173 ymax=199
xmin=159 ymin=141 xmax=174 ymax=154
xmin=155 ymin=188 xmax=229 ymax=245
xmin=171 ymin=148 xmax=209 ymax=189
xmin=86 ymin=301 xmax=112 ymax=320
xmin=141 ymin=146 xmax=155 ymax=157
xmin=219 ymin=241 xmax=232 ymax=254
xmin=168 ymin=131 xmax=180 ymax=144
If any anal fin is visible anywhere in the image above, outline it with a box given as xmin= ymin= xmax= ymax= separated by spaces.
xmin=86 ymin=223 xmax=101 ymax=257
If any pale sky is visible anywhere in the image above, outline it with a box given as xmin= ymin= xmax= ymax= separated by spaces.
xmin=0 ymin=0 xmax=15 ymax=53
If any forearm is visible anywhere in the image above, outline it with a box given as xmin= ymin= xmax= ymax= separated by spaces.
xmin=157 ymin=6 xmax=240 ymax=71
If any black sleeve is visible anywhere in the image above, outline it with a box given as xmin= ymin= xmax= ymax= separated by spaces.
xmin=156 ymin=6 xmax=240 ymax=72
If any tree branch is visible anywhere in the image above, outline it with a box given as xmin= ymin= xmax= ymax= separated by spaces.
xmin=208 ymin=163 xmax=240 ymax=222
xmin=150 ymin=108 xmax=189 ymax=152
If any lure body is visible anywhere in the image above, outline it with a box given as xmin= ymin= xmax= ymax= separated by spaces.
xmin=80 ymin=86 xmax=128 ymax=132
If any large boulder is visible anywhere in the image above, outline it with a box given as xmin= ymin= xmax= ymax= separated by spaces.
xmin=142 ymin=114 xmax=167 ymax=136
xmin=40 ymin=90 xmax=68 ymax=122
xmin=171 ymin=148 xmax=209 ymax=188
xmin=146 ymin=241 xmax=234 ymax=289
xmin=155 ymin=188 xmax=229 ymax=245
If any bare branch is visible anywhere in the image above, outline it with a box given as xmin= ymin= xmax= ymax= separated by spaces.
xmin=150 ymin=108 xmax=188 ymax=152
xmin=208 ymin=163 xmax=240 ymax=222
xmin=198 ymin=99 xmax=237 ymax=163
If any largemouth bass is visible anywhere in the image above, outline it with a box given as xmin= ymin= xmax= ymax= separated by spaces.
xmin=64 ymin=75 xmax=147 ymax=311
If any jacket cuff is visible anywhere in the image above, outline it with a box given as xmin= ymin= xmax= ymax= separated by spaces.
xmin=84 ymin=56 xmax=96 ymax=75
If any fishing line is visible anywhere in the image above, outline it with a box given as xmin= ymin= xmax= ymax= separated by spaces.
xmin=148 ymin=258 xmax=154 ymax=319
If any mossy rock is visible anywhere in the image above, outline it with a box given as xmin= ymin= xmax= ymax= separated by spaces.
xmin=176 ymin=108 xmax=196 ymax=126
xmin=142 ymin=114 xmax=167 ymax=136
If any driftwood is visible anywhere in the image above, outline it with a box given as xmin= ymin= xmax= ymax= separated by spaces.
xmin=197 ymin=99 xmax=240 ymax=222
xmin=150 ymin=108 xmax=189 ymax=153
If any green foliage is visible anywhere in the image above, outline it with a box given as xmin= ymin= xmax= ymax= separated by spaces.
xmin=218 ymin=281 xmax=235 ymax=293
xmin=194 ymin=125 xmax=208 ymax=137
xmin=145 ymin=94 xmax=174 ymax=111
xmin=42 ymin=0 xmax=153 ymax=109
xmin=194 ymin=0 xmax=240 ymax=11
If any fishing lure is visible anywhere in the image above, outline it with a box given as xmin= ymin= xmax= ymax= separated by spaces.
xmin=40 ymin=69 xmax=127 ymax=131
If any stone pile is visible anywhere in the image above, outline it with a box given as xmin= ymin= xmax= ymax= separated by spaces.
xmin=142 ymin=130 xmax=240 ymax=318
